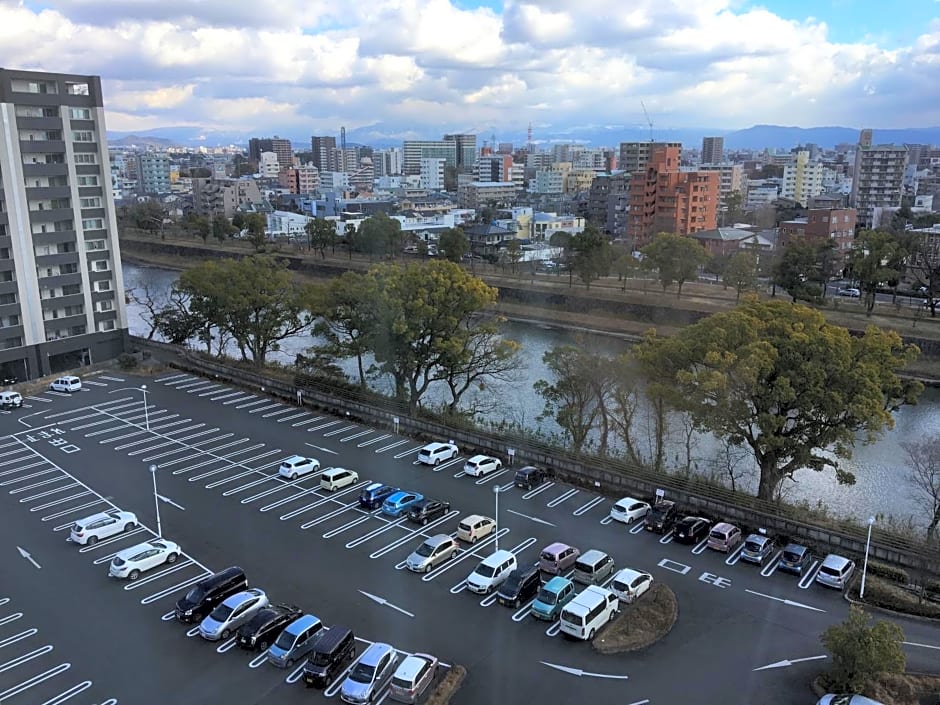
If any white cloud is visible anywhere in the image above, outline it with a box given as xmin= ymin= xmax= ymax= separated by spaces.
xmin=0 ymin=0 xmax=938 ymax=140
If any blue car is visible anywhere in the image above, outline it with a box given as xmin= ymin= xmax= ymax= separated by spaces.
xmin=381 ymin=491 xmax=424 ymax=517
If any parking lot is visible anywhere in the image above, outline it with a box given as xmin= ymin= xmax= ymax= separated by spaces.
xmin=1 ymin=371 xmax=938 ymax=705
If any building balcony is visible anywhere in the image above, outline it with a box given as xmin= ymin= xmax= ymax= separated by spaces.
xmin=33 ymin=230 xmax=77 ymax=247
xmin=40 ymin=292 xmax=84 ymax=310
xmin=22 ymin=163 xmax=68 ymax=178
xmin=29 ymin=208 xmax=74 ymax=224
xmin=25 ymin=185 xmax=71 ymax=200
xmin=35 ymin=252 xmax=80 ymax=267
xmin=16 ymin=116 xmax=63 ymax=131
xmin=19 ymin=139 xmax=65 ymax=154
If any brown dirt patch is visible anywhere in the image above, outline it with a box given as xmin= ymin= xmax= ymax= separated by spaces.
xmin=425 ymin=664 xmax=467 ymax=705
xmin=592 ymin=583 xmax=678 ymax=654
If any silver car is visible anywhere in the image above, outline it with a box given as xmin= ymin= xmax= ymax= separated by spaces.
xmin=340 ymin=642 xmax=398 ymax=704
xmin=406 ymin=534 xmax=458 ymax=573
xmin=199 ymin=588 xmax=269 ymax=641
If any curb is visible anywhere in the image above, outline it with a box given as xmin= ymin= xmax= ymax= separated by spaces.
xmin=842 ymin=573 xmax=940 ymax=624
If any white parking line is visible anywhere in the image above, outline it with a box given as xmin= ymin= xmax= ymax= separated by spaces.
xmin=659 ymin=530 xmax=675 ymax=545
xmin=0 ymin=629 xmax=38 ymax=650
xmin=262 ymin=408 xmax=294 ymax=419
xmin=0 ymin=463 xmax=52 ymax=480
xmin=368 ymin=511 xmax=459 ymax=558
xmin=322 ymin=514 xmax=373 ymax=539
xmin=40 ymin=680 xmax=92 ymax=705
xmin=629 ymin=520 xmax=648 ymax=535
xmin=299 ymin=499 xmax=362 ymax=528
xmin=25 ymin=396 xmax=52 ymax=403
xmin=0 ymin=663 xmax=71 ymax=701
xmin=275 ymin=411 xmax=309 ymax=423
xmin=248 ymin=402 xmax=282 ymax=414
xmin=126 ymin=439 xmax=183 ymax=457
xmin=725 ymin=544 xmax=747 ymax=565
xmin=83 ymin=380 xmax=108 ymax=386
xmin=98 ymin=429 xmax=151 ymax=445
xmin=474 ymin=468 xmax=511 ymax=485
xmin=426 ymin=529 xmax=510 ymax=583
xmin=222 ymin=394 xmax=256 ymax=406
xmin=202 ymin=454 xmax=282 ymax=486
xmin=98 ymin=375 xmax=125 ymax=382
xmin=208 ymin=390 xmax=244 ymax=401
xmin=284 ymin=661 xmax=308 ymax=684
xmin=546 ymin=488 xmax=579 ymax=507
xmin=16 ymin=482 xmax=80 ymax=502
xmin=344 ymin=514 xmax=409 ymax=549
xmin=691 ymin=537 xmax=710 ymax=555
xmin=572 ymin=496 xmax=605 ymax=516
xmin=798 ymin=561 xmax=822 ymax=589
xmin=235 ymin=399 xmax=269 ymax=410
xmin=293 ymin=415 xmax=324 ymax=427
xmin=357 ymin=433 xmax=390 ymax=447
xmin=78 ymin=527 xmax=148 ymax=552
xmin=0 ymin=613 xmax=23 ymax=628
xmin=257 ymin=484 xmax=323 ymax=511
xmin=375 ymin=439 xmax=409 ymax=453
xmin=339 ymin=429 xmax=373 ymax=443
xmin=433 ymin=456 xmax=463 ymax=473
xmin=395 ymin=444 xmax=425 ymax=459
xmin=41 ymin=498 xmax=107 ymax=522
xmin=122 ymin=559 xmax=196 ymax=590
xmin=310 ymin=419 xmax=342 ymax=432
xmin=760 ymin=552 xmax=783 ymax=577
xmin=215 ymin=636 xmax=239 ymax=653
xmin=162 ymin=376 xmax=197 ymax=386
xmin=281 ymin=481 xmax=368 ymax=521
xmin=156 ymin=373 xmax=190 ymax=383
xmin=323 ymin=424 xmax=358 ymax=438
xmin=141 ymin=573 xmax=212 ymax=605
xmin=522 ymin=481 xmax=554 ymax=499
xmin=0 ymin=645 xmax=54 ymax=673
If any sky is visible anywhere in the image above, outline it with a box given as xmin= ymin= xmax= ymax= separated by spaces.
xmin=1 ymin=0 xmax=938 ymax=142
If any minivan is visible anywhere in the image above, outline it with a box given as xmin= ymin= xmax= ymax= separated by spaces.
xmin=815 ymin=554 xmax=856 ymax=590
xmin=456 ymin=514 xmax=495 ymax=543
xmin=707 ymin=522 xmax=743 ymax=553
xmin=531 ymin=576 xmax=576 ymax=621
xmin=388 ymin=653 xmax=438 ymax=703
xmin=645 ymin=500 xmax=679 ymax=534
xmin=340 ymin=642 xmax=398 ymax=704
xmin=303 ymin=626 xmax=356 ymax=688
xmin=50 ymin=375 xmax=81 ymax=393
xmin=572 ymin=549 xmax=615 ymax=585
xmin=320 ymin=467 xmax=359 ymax=492
xmin=358 ymin=483 xmax=398 ymax=510
xmin=538 ymin=542 xmax=580 ymax=575
xmin=513 ymin=465 xmax=549 ymax=490
xmin=466 ymin=550 xmax=517 ymax=594
xmin=267 ymin=614 xmax=323 ymax=668
xmin=176 ymin=566 xmax=249 ymax=623
xmin=0 ymin=391 xmax=23 ymax=409
xmin=559 ymin=585 xmax=619 ymax=640
xmin=497 ymin=564 xmax=542 ymax=608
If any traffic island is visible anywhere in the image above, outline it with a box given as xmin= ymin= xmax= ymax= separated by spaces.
xmin=592 ymin=583 xmax=678 ymax=654
xmin=813 ymin=673 xmax=940 ymax=705
xmin=425 ymin=664 xmax=467 ymax=705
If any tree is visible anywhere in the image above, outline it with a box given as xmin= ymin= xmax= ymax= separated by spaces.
xmin=126 ymin=284 xmax=167 ymax=339
xmin=571 ymin=226 xmax=611 ymax=289
xmin=549 ymin=231 xmax=574 ymax=286
xmin=633 ymin=299 xmax=922 ymax=501
xmin=244 ymin=213 xmax=267 ymax=252
xmin=212 ymin=215 xmax=236 ymax=243
xmin=904 ymin=232 xmax=940 ymax=317
xmin=182 ymin=214 xmax=210 ymax=243
xmin=901 ymin=438 xmax=940 ymax=545
xmin=438 ymin=227 xmax=469 ymax=263
xmin=640 ymin=232 xmax=708 ymax=297
xmin=848 ymin=230 xmax=901 ymax=315
xmin=719 ymin=190 xmax=744 ymax=227
xmin=343 ymin=222 xmax=358 ymax=260
xmin=773 ymin=242 xmax=820 ymax=303
xmin=722 ymin=251 xmax=758 ymax=302
xmin=534 ymin=346 xmax=609 ymax=452
xmin=821 ymin=606 xmax=905 ymax=694
xmin=133 ymin=200 xmax=167 ymax=238
xmin=358 ymin=212 xmax=402 ymax=260
xmin=231 ymin=212 xmax=246 ymax=230
xmin=305 ymin=218 xmax=337 ymax=259
xmin=153 ymin=288 xmax=202 ymax=346
xmin=504 ymin=239 xmax=523 ymax=273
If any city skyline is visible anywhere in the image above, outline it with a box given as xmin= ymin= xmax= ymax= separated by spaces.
xmin=1 ymin=0 xmax=938 ymax=141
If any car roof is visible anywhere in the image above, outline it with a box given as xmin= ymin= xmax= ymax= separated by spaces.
xmin=422 ymin=442 xmax=448 ymax=451
xmin=395 ymin=654 xmax=435 ymax=678
xmin=613 ymin=567 xmax=649 ymax=581
xmin=467 ymin=454 xmax=493 ymax=462
xmin=76 ymin=511 xmax=112 ymax=525
xmin=363 ymin=482 xmax=384 ymax=491
xmin=360 ymin=642 xmax=394 ymax=665
xmin=712 ymin=521 xmax=738 ymax=532
xmin=461 ymin=513 xmax=488 ymax=523
xmin=679 ymin=515 xmax=706 ymax=523
xmin=822 ymin=554 xmax=852 ymax=568
xmin=481 ymin=549 xmax=514 ymax=566
xmin=577 ymin=549 xmax=609 ymax=563
xmin=543 ymin=576 xmax=572 ymax=591
xmin=283 ymin=455 xmax=309 ymax=464
xmin=784 ymin=543 xmax=808 ymax=553
xmin=652 ymin=499 xmax=675 ymax=508
xmin=615 ymin=496 xmax=644 ymax=506
xmin=387 ymin=490 xmax=414 ymax=502
xmin=745 ymin=533 xmax=770 ymax=543
xmin=324 ymin=467 xmax=351 ymax=476
xmin=285 ymin=614 xmax=320 ymax=634
xmin=509 ymin=563 xmax=540 ymax=579
xmin=542 ymin=541 xmax=571 ymax=554
xmin=223 ymin=588 xmax=263 ymax=607
xmin=423 ymin=534 xmax=453 ymax=547
xmin=517 ymin=465 xmax=540 ymax=474
xmin=116 ymin=540 xmax=163 ymax=558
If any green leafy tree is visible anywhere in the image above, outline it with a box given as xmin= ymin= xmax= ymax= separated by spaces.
xmin=305 ymin=218 xmax=337 ymax=259
xmin=821 ymin=606 xmax=905 ymax=693
xmin=640 ymin=232 xmax=708 ymax=297
xmin=719 ymin=190 xmax=744 ymax=227
xmin=848 ymin=230 xmax=902 ymax=315
xmin=212 ymin=215 xmax=236 ymax=243
xmin=773 ymin=242 xmax=820 ymax=303
xmin=358 ymin=212 xmax=402 ymax=260
xmin=722 ymin=251 xmax=758 ymax=302
xmin=243 ymin=213 xmax=267 ymax=252
xmin=571 ymin=226 xmax=611 ymax=289
xmin=438 ymin=227 xmax=469 ymax=263
xmin=183 ymin=214 xmax=210 ymax=243
xmin=633 ymin=299 xmax=922 ymax=501
xmin=343 ymin=222 xmax=358 ymax=260
xmin=133 ymin=200 xmax=167 ymax=238
xmin=231 ymin=212 xmax=246 ymax=230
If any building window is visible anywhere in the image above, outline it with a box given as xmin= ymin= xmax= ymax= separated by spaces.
xmin=85 ymin=239 xmax=106 ymax=251
xmin=0 ymin=337 xmax=22 ymax=350
xmin=96 ymin=300 xmax=113 ymax=312
xmin=0 ymin=271 xmax=13 ymax=283
xmin=80 ymin=197 xmax=101 ymax=208
xmin=69 ymin=108 xmax=92 ymax=120
xmin=92 ymin=259 xmax=110 ymax=272
xmin=77 ymin=176 xmax=99 ymax=187
xmin=82 ymin=218 xmax=104 ymax=230
xmin=97 ymin=320 xmax=115 ymax=332
xmin=62 ymin=284 xmax=81 ymax=296
xmin=71 ymin=130 xmax=94 ymax=143
xmin=74 ymin=153 xmax=97 ymax=164
xmin=63 ymin=305 xmax=84 ymax=317
xmin=11 ymin=79 xmax=58 ymax=94
xmin=0 ymin=293 xmax=17 ymax=305
xmin=94 ymin=280 xmax=111 ymax=292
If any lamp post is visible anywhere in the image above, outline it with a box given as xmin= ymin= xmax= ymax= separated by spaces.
xmin=150 ymin=464 xmax=162 ymax=537
xmin=141 ymin=384 xmax=149 ymax=431
xmin=860 ymin=515 xmax=876 ymax=599
xmin=493 ymin=485 xmax=500 ymax=551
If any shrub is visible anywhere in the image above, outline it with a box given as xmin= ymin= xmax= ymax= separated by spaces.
xmin=865 ymin=562 xmax=909 ymax=585
xmin=822 ymin=605 xmax=905 ymax=693
xmin=117 ymin=353 xmax=139 ymax=370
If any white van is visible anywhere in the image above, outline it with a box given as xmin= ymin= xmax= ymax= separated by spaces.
xmin=319 ymin=467 xmax=359 ymax=492
xmin=50 ymin=375 xmax=82 ymax=393
xmin=559 ymin=585 xmax=619 ymax=640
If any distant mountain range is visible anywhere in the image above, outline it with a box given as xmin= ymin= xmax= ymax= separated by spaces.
xmin=106 ymin=124 xmax=940 ymax=151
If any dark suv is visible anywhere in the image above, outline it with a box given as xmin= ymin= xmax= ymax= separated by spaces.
xmin=237 ymin=603 xmax=303 ymax=651
xmin=645 ymin=500 xmax=679 ymax=534
xmin=406 ymin=498 xmax=451 ymax=525
xmin=358 ymin=483 xmax=398 ymax=510
xmin=514 ymin=466 xmax=549 ymax=490
xmin=175 ymin=566 xmax=248 ymax=623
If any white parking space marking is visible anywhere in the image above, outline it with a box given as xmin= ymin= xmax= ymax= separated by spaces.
xmin=156 ymin=373 xmax=189 ymax=383
xmin=725 ymin=544 xmax=746 ymax=565
xmin=39 ymin=680 xmax=93 ymax=705
xmin=798 ymin=561 xmax=822 ymax=589
xmin=323 ymin=424 xmax=357 ymax=438
xmin=215 ymin=636 xmax=239 ymax=653
xmin=83 ymin=380 xmax=107 ymax=387
xmin=258 ymin=484 xmax=323 ymax=511
xmin=344 ymin=514 xmax=410 ymax=549
xmin=629 ymin=520 xmax=648 ymax=535
xmin=122 ymin=560 xmax=197 ymax=591
xmin=0 ymin=645 xmax=54 ymax=673
xmin=0 ymin=629 xmax=38 ymax=649
xmin=505 ymin=509 xmax=556 ymax=527
xmin=572 ymin=496 xmax=605 ymax=516
xmin=745 ymin=589 xmax=825 ymax=612
xmin=97 ymin=429 xmax=150 ymax=445
xmin=0 ymin=468 xmax=58 ymax=486
xmin=546 ymin=488 xmax=580 ymax=507
xmin=211 ymin=460 xmax=284 ymax=491
xmin=16 ymin=482 xmax=81 ymax=502
xmin=181 ymin=381 xmax=218 ymax=392
xmin=657 ymin=558 xmax=691 ymax=575
xmin=300 ymin=499 xmax=362 ymax=529
xmin=78 ymin=527 xmax=148 ymax=552
xmin=375 ymin=439 xmax=409 ymax=453
xmin=474 ymin=468 xmax=511 ymax=485
xmin=357 ymin=433 xmax=390 ymax=447
xmin=292 ymin=415 xmax=324 ymax=427
xmin=208 ymin=390 xmax=243 ymax=401
xmin=394 ymin=445 xmax=425 ymax=459
xmin=368 ymin=511 xmax=460 ymax=558
xmin=522 ymin=481 xmax=554 ymax=499
xmin=691 ymin=537 xmax=710 ymax=555
xmin=24 ymin=396 xmax=53 ymax=403
xmin=30 ymin=491 xmax=93 ymax=512
xmin=97 ymin=375 xmax=125 ymax=382
xmin=0 ymin=613 xmax=23 ymax=628
xmin=310 ymin=419 xmax=342 ymax=432
xmin=659 ymin=530 xmax=675 ymax=544
xmin=162 ymin=376 xmax=197 ymax=386
xmin=433 ymin=456 xmax=463 ymax=473
xmin=261 ymin=408 xmax=294 ymax=419
xmin=222 ymin=394 xmax=256 ymax=406
xmin=247 ymin=653 xmax=268 ymax=669
xmin=322 ymin=514 xmax=373 ymax=539
xmin=248 ymin=402 xmax=282 ymax=414
xmin=340 ymin=429 xmax=374 ymax=443
xmin=276 ymin=411 xmax=309 ymax=423
xmin=235 ymin=399 xmax=269 ymax=410
xmin=281 ymin=481 xmax=368 ymax=521
xmin=761 ymin=552 xmax=783 ymax=577
xmin=141 ymin=573 xmax=212 ymax=605
xmin=0 ymin=663 xmax=71 ymax=701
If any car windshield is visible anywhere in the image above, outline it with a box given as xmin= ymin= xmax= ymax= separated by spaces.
xmin=112 ymin=557 xmax=125 ymax=566
xmin=820 ymin=566 xmax=840 ymax=576
xmin=745 ymin=540 xmax=763 ymax=552
xmin=274 ymin=630 xmax=295 ymax=650
xmin=312 ymin=650 xmax=332 ymax=666
xmin=783 ymin=550 xmax=802 ymax=562
xmin=501 ymin=574 xmax=521 ymax=591
xmin=612 ymin=579 xmax=629 ymax=593
xmin=184 ymin=586 xmax=206 ymax=603
xmin=349 ymin=662 xmax=376 ymax=683
xmin=415 ymin=543 xmax=435 ymax=557
xmin=709 ymin=530 xmax=726 ymax=539
xmin=476 ymin=563 xmax=496 ymax=578
xmin=537 ymin=588 xmax=558 ymax=605
xmin=209 ymin=603 xmax=234 ymax=621
xmin=650 ymin=506 xmax=670 ymax=520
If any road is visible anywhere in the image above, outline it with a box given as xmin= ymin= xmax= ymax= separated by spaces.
xmin=0 ymin=371 xmax=937 ymax=705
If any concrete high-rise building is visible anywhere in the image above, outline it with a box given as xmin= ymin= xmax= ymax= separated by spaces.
xmin=0 ymin=68 xmax=128 ymax=379
xmin=851 ymin=129 xmax=907 ymax=229
xmin=270 ymin=137 xmax=293 ymax=170
xmin=627 ymin=145 xmax=719 ymax=247
xmin=248 ymin=137 xmax=272 ymax=169
xmin=701 ymin=136 xmax=724 ymax=165
xmin=781 ymin=151 xmax=824 ymax=206
xmin=618 ymin=141 xmax=682 ymax=175
xmin=310 ymin=136 xmax=336 ymax=172
xmin=419 ymin=158 xmax=445 ymax=190
xmin=402 ymin=140 xmax=456 ymax=175
xmin=373 ymin=148 xmax=402 ymax=177
xmin=135 ymin=151 xmax=171 ymax=195
xmin=475 ymin=154 xmax=513 ymax=183
xmin=443 ymin=134 xmax=477 ymax=172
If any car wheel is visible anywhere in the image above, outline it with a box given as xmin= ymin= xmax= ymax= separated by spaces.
xmin=451 ymin=550 xmax=458 ymax=559
xmin=589 ymin=628 xmax=596 ymax=639
xmin=421 ymin=517 xmax=428 ymax=526
xmin=288 ymin=658 xmax=295 ymax=667
xmin=514 ymin=598 xmax=520 ymax=608
xmin=167 ymin=553 xmax=179 ymax=564
xmin=290 ymin=472 xmax=298 ymax=480
xmin=221 ymin=629 xmax=230 ymax=640
xmin=434 ymin=458 xmax=441 ymax=466
xmin=471 ymin=535 xmax=478 ymax=544
xmin=259 ymin=640 xmax=269 ymax=651
xmin=124 ymin=522 xmax=136 ymax=532
xmin=129 ymin=569 xmax=140 ymax=581
xmin=87 ymin=535 xmax=98 ymax=545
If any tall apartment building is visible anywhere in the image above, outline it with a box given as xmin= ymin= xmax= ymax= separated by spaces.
xmin=701 ymin=136 xmax=724 ymax=165
xmin=277 ymin=165 xmax=319 ymax=195
xmin=373 ymin=148 xmax=402 ymax=177
xmin=247 ymin=137 xmax=272 ymax=169
xmin=0 ymin=68 xmax=127 ymax=380
xmin=475 ymin=154 xmax=513 ymax=183
xmin=443 ymin=134 xmax=476 ymax=172
xmin=457 ymin=181 xmax=517 ymax=209
xmin=402 ymin=140 xmax=456 ymax=175
xmin=135 ymin=151 xmax=171 ymax=195
xmin=419 ymin=158 xmax=445 ymax=190
xmin=696 ymin=163 xmax=744 ymax=208
xmin=310 ymin=135 xmax=336 ymax=172
xmin=781 ymin=150 xmax=824 ymax=206
xmin=851 ymin=129 xmax=907 ymax=229
xmin=627 ymin=145 xmax=719 ymax=247
xmin=618 ymin=141 xmax=682 ymax=175
xmin=270 ymin=137 xmax=293 ymax=170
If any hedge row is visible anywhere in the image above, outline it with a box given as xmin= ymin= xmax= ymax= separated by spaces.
xmin=865 ymin=562 xmax=910 ymax=585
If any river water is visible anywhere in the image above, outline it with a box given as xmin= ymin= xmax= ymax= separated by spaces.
xmin=122 ymin=261 xmax=940 ymax=527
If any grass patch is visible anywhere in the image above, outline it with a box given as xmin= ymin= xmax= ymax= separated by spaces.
xmin=425 ymin=664 xmax=467 ymax=705
xmin=853 ymin=574 xmax=940 ymax=619
xmin=592 ymin=583 xmax=678 ymax=654
xmin=816 ymin=673 xmax=940 ymax=705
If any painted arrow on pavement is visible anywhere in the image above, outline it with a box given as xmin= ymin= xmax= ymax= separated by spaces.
xmin=16 ymin=546 xmax=41 ymax=569
xmin=540 ymin=661 xmax=630 ymax=680
xmin=358 ymin=590 xmax=414 ymax=618
xmin=305 ymin=442 xmax=338 ymax=455
xmin=745 ymin=589 xmax=825 ymax=613
xmin=506 ymin=509 xmax=556 ymax=527
xmin=156 ymin=494 xmax=185 ymax=511
xmin=753 ymin=655 xmax=827 ymax=672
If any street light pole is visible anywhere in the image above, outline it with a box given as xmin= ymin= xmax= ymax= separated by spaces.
xmin=493 ymin=485 xmax=500 ymax=551
xmin=860 ymin=515 xmax=875 ymax=599
xmin=141 ymin=384 xmax=149 ymax=431
xmin=150 ymin=464 xmax=162 ymax=537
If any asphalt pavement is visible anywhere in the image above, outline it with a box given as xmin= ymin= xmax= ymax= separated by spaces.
xmin=0 ymin=371 xmax=937 ymax=705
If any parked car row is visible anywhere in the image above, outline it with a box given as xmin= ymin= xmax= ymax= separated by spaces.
xmin=0 ymin=373 xmax=82 ymax=411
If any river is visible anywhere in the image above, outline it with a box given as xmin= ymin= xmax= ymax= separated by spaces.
xmin=121 ymin=261 xmax=940 ymax=528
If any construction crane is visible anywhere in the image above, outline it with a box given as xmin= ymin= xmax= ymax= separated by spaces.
xmin=640 ymin=100 xmax=653 ymax=142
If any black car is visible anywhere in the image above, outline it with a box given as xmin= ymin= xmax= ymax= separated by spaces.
xmin=513 ymin=466 xmax=549 ymax=490
xmin=778 ymin=543 xmax=813 ymax=576
xmin=645 ymin=500 xmax=679 ymax=534
xmin=237 ymin=603 xmax=303 ymax=651
xmin=358 ymin=483 xmax=398 ymax=510
xmin=406 ymin=498 xmax=451 ymax=525
xmin=497 ymin=564 xmax=541 ymax=608
xmin=673 ymin=516 xmax=711 ymax=545
xmin=175 ymin=566 xmax=248 ymax=623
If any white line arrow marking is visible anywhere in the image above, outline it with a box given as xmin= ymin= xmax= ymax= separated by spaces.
xmin=540 ymin=661 xmax=630 ymax=680
xmin=753 ymin=655 xmax=827 ymax=671
xmin=903 ymin=641 xmax=940 ymax=651
xmin=745 ymin=589 xmax=826 ymax=613
xmin=305 ymin=442 xmax=338 ymax=455
xmin=156 ymin=494 xmax=186 ymax=511
xmin=16 ymin=546 xmax=41 ymax=569
xmin=358 ymin=590 xmax=414 ymax=618
xmin=506 ymin=509 xmax=556 ymax=527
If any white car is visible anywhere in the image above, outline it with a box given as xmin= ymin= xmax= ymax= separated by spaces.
xmin=416 ymin=441 xmax=458 ymax=466
xmin=0 ymin=391 xmax=23 ymax=409
xmin=70 ymin=509 xmax=137 ymax=545
xmin=466 ymin=550 xmax=517 ymax=594
xmin=278 ymin=455 xmax=320 ymax=480
xmin=609 ymin=568 xmax=653 ymax=603
xmin=109 ymin=538 xmax=181 ymax=580
xmin=199 ymin=588 xmax=269 ymax=641
xmin=320 ymin=467 xmax=359 ymax=492
xmin=50 ymin=375 xmax=82 ymax=393
xmin=837 ymin=288 xmax=861 ymax=298
xmin=609 ymin=497 xmax=651 ymax=524
xmin=463 ymin=454 xmax=502 ymax=477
